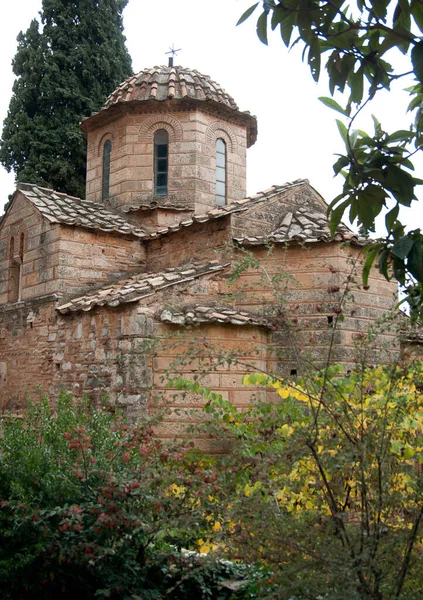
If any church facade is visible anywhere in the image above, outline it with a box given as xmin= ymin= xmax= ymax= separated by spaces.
xmin=0 ymin=65 xmax=399 ymax=444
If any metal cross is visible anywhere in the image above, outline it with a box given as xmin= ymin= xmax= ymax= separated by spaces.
xmin=166 ymin=44 xmax=182 ymax=67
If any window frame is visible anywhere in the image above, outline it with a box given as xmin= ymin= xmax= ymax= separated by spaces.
xmin=154 ymin=129 xmax=169 ymax=197
xmin=215 ymin=138 xmax=227 ymax=206
xmin=8 ymin=234 xmax=24 ymax=303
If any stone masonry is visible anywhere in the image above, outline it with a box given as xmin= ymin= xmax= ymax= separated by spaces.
xmin=0 ymin=64 xmax=402 ymax=443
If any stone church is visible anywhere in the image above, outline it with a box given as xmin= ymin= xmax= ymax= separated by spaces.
xmin=0 ymin=64 xmax=399 ymax=441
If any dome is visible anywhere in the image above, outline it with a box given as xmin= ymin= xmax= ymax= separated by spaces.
xmin=81 ymin=64 xmax=257 ymax=148
xmin=103 ymin=65 xmax=239 ymax=111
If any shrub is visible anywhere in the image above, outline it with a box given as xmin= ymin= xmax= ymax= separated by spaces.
xmin=0 ymin=393 xmax=259 ymax=599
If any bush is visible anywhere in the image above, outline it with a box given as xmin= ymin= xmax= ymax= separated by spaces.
xmin=0 ymin=393 xmax=260 ymax=599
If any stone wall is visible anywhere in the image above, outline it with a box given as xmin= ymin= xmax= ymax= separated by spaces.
xmin=0 ymin=297 xmax=57 ymax=412
xmin=56 ymin=227 xmax=146 ymax=299
xmin=146 ymin=218 xmax=232 ymax=271
xmin=0 ymin=235 xmax=400 ymax=443
xmin=226 ymin=243 xmax=399 ymax=374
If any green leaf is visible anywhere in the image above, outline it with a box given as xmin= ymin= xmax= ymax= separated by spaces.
xmin=378 ymin=246 xmax=391 ymax=280
xmin=386 ymin=129 xmax=415 ymax=143
xmin=336 ymin=118 xmax=348 ymax=143
xmin=333 ymin=154 xmax=349 ymax=176
xmin=257 ymin=11 xmax=268 ymax=45
xmin=237 ymin=3 xmax=259 ymax=26
xmin=372 ymin=0 xmax=390 ymax=20
xmin=357 ymin=185 xmax=387 ymax=229
xmin=329 ymin=198 xmax=351 ymax=235
xmin=392 ymin=235 xmax=414 ymax=259
xmin=280 ymin=11 xmax=296 ymax=47
xmin=349 ymin=67 xmax=364 ymax=105
xmin=412 ymin=0 xmax=423 ymax=33
xmin=412 ymin=41 xmax=423 ymax=82
xmin=349 ymin=199 xmax=359 ymax=223
xmin=319 ymin=96 xmax=350 ymax=117
xmin=372 ymin=114 xmax=382 ymax=137
xmin=385 ymin=205 xmax=399 ymax=232
xmin=362 ymin=244 xmax=383 ymax=286
xmin=407 ymin=240 xmax=423 ymax=282
xmin=383 ymin=165 xmax=415 ymax=205
xmin=308 ymin=36 xmax=321 ymax=82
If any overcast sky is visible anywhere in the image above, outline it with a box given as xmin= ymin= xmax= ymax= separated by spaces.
xmin=0 ymin=0 xmax=422 ymax=232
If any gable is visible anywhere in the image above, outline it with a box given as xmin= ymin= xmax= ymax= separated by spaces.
xmin=231 ymin=180 xmax=329 ymax=238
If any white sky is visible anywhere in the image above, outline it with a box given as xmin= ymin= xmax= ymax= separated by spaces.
xmin=0 ymin=0 xmax=422 ymax=233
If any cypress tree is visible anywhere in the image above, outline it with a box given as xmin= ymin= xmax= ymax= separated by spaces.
xmin=0 ymin=0 xmax=132 ymax=199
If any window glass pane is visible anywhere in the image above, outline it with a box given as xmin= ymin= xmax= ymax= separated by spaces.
xmin=156 ymin=144 xmax=168 ymax=158
xmin=102 ymin=140 xmax=112 ymax=201
xmin=216 ymin=181 xmax=225 ymax=196
xmin=154 ymin=130 xmax=169 ymax=196
xmin=216 ymin=167 xmax=226 ymax=183
xmin=216 ymin=138 xmax=226 ymax=153
xmin=157 ymin=159 xmax=168 ymax=172
xmin=215 ymin=138 xmax=226 ymax=205
xmin=216 ymin=152 xmax=225 ymax=167
xmin=157 ymin=173 xmax=167 ymax=187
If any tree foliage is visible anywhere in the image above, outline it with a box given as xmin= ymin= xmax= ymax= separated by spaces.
xmin=0 ymin=0 xmax=132 ymax=200
xmin=238 ymin=0 xmax=423 ymax=318
xmin=174 ymin=360 xmax=423 ymax=599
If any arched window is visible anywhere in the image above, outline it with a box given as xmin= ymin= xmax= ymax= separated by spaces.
xmin=102 ymin=139 xmax=112 ymax=201
xmin=8 ymin=235 xmax=23 ymax=303
xmin=154 ymin=130 xmax=168 ymax=196
xmin=215 ymin=138 xmax=226 ymax=206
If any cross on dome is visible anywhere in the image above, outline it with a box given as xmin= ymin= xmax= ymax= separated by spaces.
xmin=166 ymin=43 xmax=182 ymax=67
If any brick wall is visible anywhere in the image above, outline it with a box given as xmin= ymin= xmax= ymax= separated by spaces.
xmin=0 ymin=193 xmax=146 ymax=306
xmin=85 ymin=108 xmax=247 ymax=213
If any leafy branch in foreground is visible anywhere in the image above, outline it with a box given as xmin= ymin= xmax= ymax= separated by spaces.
xmin=238 ymin=0 xmax=423 ymax=318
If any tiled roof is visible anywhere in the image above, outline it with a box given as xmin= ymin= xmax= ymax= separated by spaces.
xmin=16 ymin=180 xmax=364 ymax=247
xmin=17 ymin=183 xmax=147 ymax=238
xmin=56 ymin=261 xmax=229 ymax=315
xmin=160 ymin=306 xmax=270 ymax=327
xmin=141 ymin=180 xmax=310 ymax=239
xmin=121 ymin=202 xmax=192 ymax=213
xmin=102 ymin=66 xmax=239 ymax=111
xmin=233 ymin=206 xmax=368 ymax=247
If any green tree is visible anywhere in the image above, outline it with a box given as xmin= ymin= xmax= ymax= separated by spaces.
xmin=0 ymin=0 xmax=132 ymax=200
xmin=238 ymin=1 xmax=423 ymax=318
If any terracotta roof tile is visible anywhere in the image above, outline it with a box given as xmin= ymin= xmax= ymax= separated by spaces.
xmin=56 ymin=261 xmax=229 ymax=315
xmin=17 ymin=183 xmax=147 ymax=238
xmin=233 ymin=206 xmax=368 ymax=247
xmin=160 ymin=306 xmax=270 ymax=327
xmin=121 ymin=202 xmax=192 ymax=213
xmin=102 ymin=66 xmax=239 ymax=111
xmin=16 ymin=180 xmax=365 ymax=248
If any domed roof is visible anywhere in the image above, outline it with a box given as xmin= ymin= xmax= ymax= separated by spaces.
xmin=103 ymin=65 xmax=239 ymax=111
